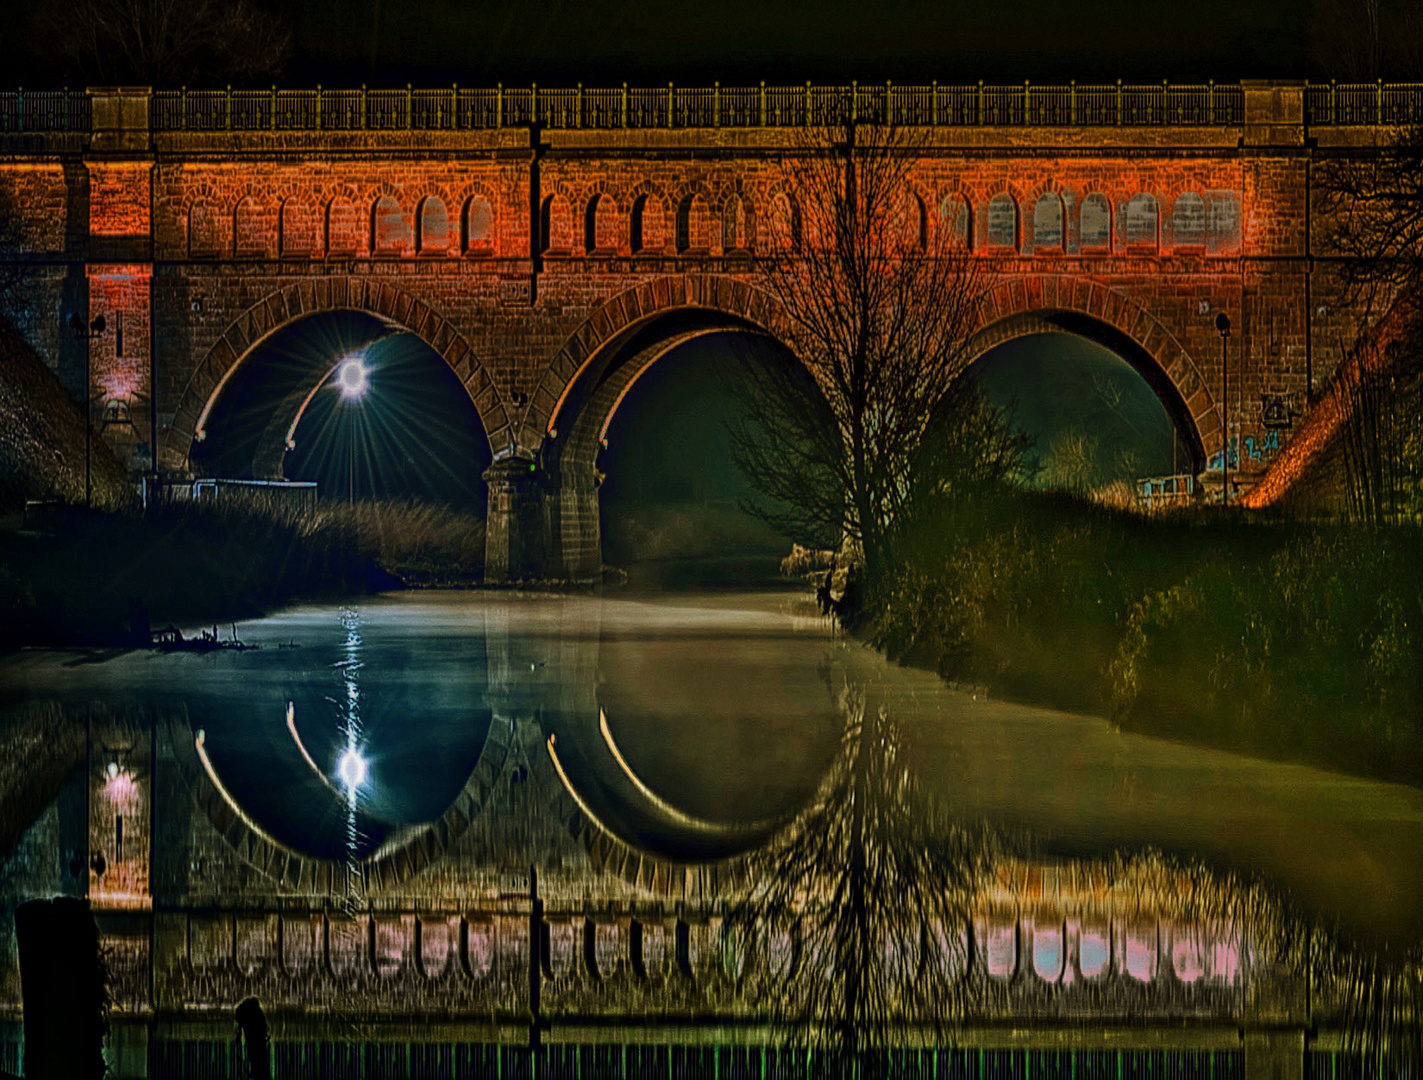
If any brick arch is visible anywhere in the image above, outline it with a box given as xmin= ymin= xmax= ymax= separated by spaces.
xmin=967 ymin=275 xmax=1215 ymax=465
xmin=163 ymin=276 xmax=510 ymax=473
xmin=167 ymin=712 xmax=516 ymax=895
xmin=520 ymin=274 xmax=786 ymax=452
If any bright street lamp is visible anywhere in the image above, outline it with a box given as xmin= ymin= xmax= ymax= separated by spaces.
xmin=334 ymin=354 xmax=371 ymax=504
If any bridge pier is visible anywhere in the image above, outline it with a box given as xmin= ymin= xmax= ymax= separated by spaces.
xmin=483 ymin=456 xmax=546 ymax=584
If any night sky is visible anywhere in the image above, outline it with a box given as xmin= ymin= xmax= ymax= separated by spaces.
xmin=1 ymin=0 xmax=1346 ymax=88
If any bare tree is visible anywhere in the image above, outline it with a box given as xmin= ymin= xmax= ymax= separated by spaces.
xmin=732 ymin=678 xmax=978 ymax=1075
xmin=729 ymin=122 xmax=986 ymax=606
xmin=1311 ymin=0 xmax=1423 ymax=81
xmin=35 ymin=0 xmax=291 ymax=86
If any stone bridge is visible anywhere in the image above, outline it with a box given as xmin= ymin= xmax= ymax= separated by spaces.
xmin=1 ymin=81 xmax=1418 ymax=579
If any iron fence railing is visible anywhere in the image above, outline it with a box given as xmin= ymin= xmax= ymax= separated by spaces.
xmin=1304 ymin=81 xmax=1423 ymax=125
xmin=0 ymin=90 xmax=91 ymax=132
xmin=4 ymin=83 xmax=1423 ymax=133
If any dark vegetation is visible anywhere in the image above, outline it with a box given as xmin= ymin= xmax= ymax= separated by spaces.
xmin=0 ymin=499 xmax=485 ymax=650
xmin=872 ymin=492 xmax=1423 ymax=787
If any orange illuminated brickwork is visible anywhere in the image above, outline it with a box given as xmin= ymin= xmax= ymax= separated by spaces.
xmin=0 ymin=163 xmax=68 ymax=251
xmin=87 ymin=264 xmax=152 ymax=466
xmin=89 ymin=162 xmax=152 ymax=237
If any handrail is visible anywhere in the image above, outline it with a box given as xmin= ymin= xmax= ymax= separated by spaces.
xmin=3 ymin=83 xmax=1422 ymax=133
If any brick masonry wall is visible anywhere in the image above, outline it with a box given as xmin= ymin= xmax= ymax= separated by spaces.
xmin=0 ymin=109 xmax=1396 ymax=572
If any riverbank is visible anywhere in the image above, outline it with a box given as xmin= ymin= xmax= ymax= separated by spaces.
xmin=0 ymin=499 xmax=485 ymax=649
xmin=871 ymin=491 xmax=1423 ymax=789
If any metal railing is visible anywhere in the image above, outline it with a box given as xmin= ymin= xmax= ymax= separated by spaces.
xmin=1304 ymin=81 xmax=1423 ymax=125
xmin=5 ymin=83 xmax=1423 ymax=133
xmin=0 ymin=89 xmax=91 ymax=132
xmin=142 ymin=82 xmax=1251 ymax=132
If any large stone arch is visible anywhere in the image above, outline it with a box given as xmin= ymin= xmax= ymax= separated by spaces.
xmin=164 ymin=276 xmax=510 ymax=475
xmin=522 ymin=275 xmax=790 ymax=579
xmin=966 ymin=275 xmax=1216 ymax=469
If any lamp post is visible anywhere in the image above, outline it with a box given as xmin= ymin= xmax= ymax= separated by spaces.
xmin=335 ymin=354 xmax=370 ymax=505
xmin=1215 ymin=312 xmax=1231 ymax=507
xmin=68 ymin=313 xmax=107 ymax=511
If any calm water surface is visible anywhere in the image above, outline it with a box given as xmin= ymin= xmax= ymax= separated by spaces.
xmin=4 ymin=588 xmax=1421 ymax=939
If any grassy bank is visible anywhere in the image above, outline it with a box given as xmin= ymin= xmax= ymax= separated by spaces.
xmin=0 ymin=498 xmax=485 ymax=649
xmin=873 ymin=492 xmax=1423 ymax=787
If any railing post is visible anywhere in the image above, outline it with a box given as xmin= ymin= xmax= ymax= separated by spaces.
xmin=667 ymin=82 xmax=673 ymax=128
xmin=1208 ymin=79 xmax=1214 ymax=125
xmin=361 ymin=84 xmax=367 ymax=130
xmin=406 ymin=83 xmax=413 ymax=129
xmin=14 ymin=87 xmax=20 ymax=134
xmin=451 ymin=83 xmax=458 ymax=129
xmin=1116 ymin=78 xmax=1123 ymax=125
xmin=1024 ymin=80 xmax=1030 ymax=124
xmin=851 ymin=80 xmax=857 ymax=123
xmin=180 ymin=86 xmax=187 ymax=131
xmin=1377 ymin=78 xmax=1383 ymax=124
xmin=886 ymin=80 xmax=893 ymax=125
xmin=760 ymin=80 xmax=766 ymax=126
xmin=532 ymin=82 xmax=538 ymax=125
xmin=225 ymin=85 xmax=232 ymax=131
xmin=804 ymin=81 xmax=811 ymax=126
xmin=316 ymin=85 xmax=323 ymax=130
xmin=577 ymin=83 xmax=583 ymax=128
xmin=496 ymin=83 xmax=503 ymax=127
xmin=977 ymin=80 xmax=984 ymax=125
xmin=621 ymin=82 xmax=627 ymax=128
xmin=1070 ymin=80 xmax=1076 ymax=124
xmin=1330 ymin=79 xmax=1336 ymax=125
xmin=932 ymin=80 xmax=939 ymax=125
xmin=714 ymin=82 xmax=720 ymax=127
xmin=270 ymin=85 xmax=277 ymax=130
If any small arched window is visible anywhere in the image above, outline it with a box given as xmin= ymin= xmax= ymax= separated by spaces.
xmin=1172 ymin=192 xmax=1206 ymax=249
xmin=677 ymin=193 xmax=712 ymax=253
xmin=585 ymin=193 xmax=619 ymax=253
xmin=1080 ymin=193 xmax=1112 ymax=251
xmin=939 ymin=194 xmax=971 ymax=250
xmin=462 ymin=195 xmax=494 ymax=255
xmin=1124 ymin=193 xmax=1158 ymax=249
xmin=768 ymin=193 xmax=800 ymax=251
xmin=540 ymin=194 xmax=573 ymax=254
xmin=188 ymin=200 xmax=222 ymax=258
xmin=372 ymin=195 xmax=407 ymax=256
xmin=279 ymin=198 xmax=316 ymax=257
xmin=723 ymin=195 xmax=748 ymax=252
xmin=234 ymin=197 xmax=268 ymax=258
xmin=899 ymin=192 xmax=927 ymax=250
xmin=631 ymin=195 xmax=665 ymax=253
xmin=1032 ymin=193 xmax=1064 ymax=252
xmin=416 ymin=195 xmax=449 ymax=255
xmin=326 ymin=198 xmax=360 ymax=255
xmin=1207 ymin=192 xmax=1241 ymax=254
xmin=985 ymin=194 xmax=1018 ymax=250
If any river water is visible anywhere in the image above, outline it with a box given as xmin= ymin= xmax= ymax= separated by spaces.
xmin=3 ymin=587 xmax=1420 ymax=944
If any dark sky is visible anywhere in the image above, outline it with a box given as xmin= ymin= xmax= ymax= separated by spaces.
xmin=4 ymin=0 xmax=1334 ymax=87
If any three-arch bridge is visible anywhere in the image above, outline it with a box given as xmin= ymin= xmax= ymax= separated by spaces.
xmin=0 ymin=81 xmax=1415 ymax=578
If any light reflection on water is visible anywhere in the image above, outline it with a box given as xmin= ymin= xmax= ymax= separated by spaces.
xmin=1 ymin=588 xmax=1421 ymax=938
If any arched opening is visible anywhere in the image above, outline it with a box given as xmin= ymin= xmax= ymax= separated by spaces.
xmin=189 ymin=309 xmax=491 ymax=511
xmin=970 ymin=321 xmax=1202 ymax=500
xmin=1032 ymin=192 xmax=1065 ymax=253
xmin=540 ymin=305 xmax=811 ymax=585
xmin=986 ymin=193 xmax=1019 ymax=250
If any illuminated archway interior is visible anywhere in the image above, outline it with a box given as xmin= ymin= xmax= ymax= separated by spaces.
xmin=191 ymin=310 xmax=491 ymax=509
xmin=972 ymin=332 xmax=1199 ymax=493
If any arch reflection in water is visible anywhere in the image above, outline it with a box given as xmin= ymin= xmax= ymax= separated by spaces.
xmin=536 ymin=609 xmax=842 ymax=862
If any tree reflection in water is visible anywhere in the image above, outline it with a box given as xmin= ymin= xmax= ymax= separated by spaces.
xmin=730 ymin=670 xmax=983 ymax=1076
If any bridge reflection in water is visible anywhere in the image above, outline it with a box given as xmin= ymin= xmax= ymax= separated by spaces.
xmin=0 ymin=593 xmax=1415 ymax=1079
